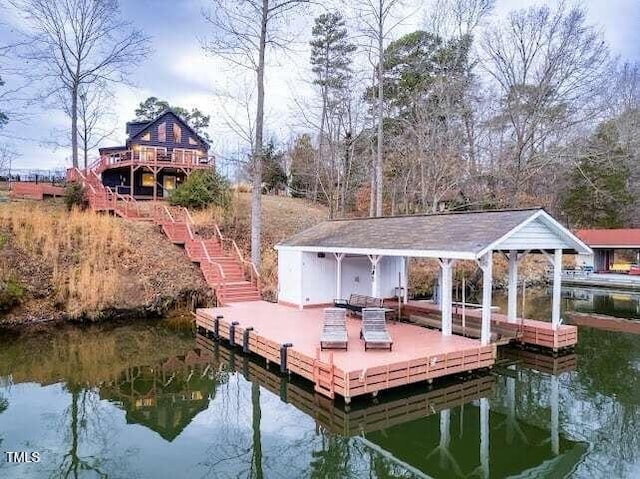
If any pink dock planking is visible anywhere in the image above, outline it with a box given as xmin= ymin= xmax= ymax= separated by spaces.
xmin=392 ymin=299 xmax=578 ymax=351
xmin=195 ymin=301 xmax=496 ymax=402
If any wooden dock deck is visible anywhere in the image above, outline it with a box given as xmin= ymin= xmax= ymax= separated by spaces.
xmin=388 ymin=300 xmax=578 ymax=351
xmin=195 ymin=333 xmax=496 ymax=435
xmin=195 ymin=301 xmax=496 ymax=402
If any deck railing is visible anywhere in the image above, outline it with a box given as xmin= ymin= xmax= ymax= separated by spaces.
xmin=96 ymin=150 xmax=214 ymax=172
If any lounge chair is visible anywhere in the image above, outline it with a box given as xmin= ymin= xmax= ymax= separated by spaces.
xmin=361 ymin=308 xmax=393 ymax=351
xmin=320 ymin=308 xmax=348 ymax=351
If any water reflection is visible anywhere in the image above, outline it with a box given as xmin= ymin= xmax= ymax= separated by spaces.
xmin=0 ymin=312 xmax=638 ymax=478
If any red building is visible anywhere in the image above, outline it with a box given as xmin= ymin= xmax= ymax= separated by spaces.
xmin=575 ymin=229 xmax=640 ymax=273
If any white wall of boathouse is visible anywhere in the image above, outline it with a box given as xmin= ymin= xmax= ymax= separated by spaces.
xmin=277 ymin=249 xmax=404 ymax=308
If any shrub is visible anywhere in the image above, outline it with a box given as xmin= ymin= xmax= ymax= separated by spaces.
xmin=170 ymin=170 xmax=230 ymax=209
xmin=64 ymin=182 xmax=88 ymax=211
xmin=0 ymin=278 xmax=24 ymax=311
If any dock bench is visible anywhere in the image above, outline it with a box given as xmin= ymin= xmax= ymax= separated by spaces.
xmin=334 ymin=294 xmax=383 ymax=315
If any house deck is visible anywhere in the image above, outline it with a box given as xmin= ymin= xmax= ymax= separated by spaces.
xmin=195 ymin=301 xmax=496 ymax=402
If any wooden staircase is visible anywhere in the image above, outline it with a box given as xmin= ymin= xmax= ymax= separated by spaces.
xmin=67 ymin=167 xmax=261 ymax=305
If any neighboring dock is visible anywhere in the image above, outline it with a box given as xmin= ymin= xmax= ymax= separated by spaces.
xmin=195 ymin=301 xmax=496 ymax=402
xmin=560 ymin=272 xmax=640 ymax=290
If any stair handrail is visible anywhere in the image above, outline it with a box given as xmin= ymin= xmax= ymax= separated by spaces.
xmin=212 ymin=223 xmax=261 ymax=289
xmin=163 ymin=205 xmax=175 ymax=223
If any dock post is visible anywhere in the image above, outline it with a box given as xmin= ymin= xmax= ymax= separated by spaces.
xmin=229 ymin=321 xmax=239 ymax=346
xmin=280 ymin=343 xmax=293 ymax=374
xmin=243 ymin=327 xmax=254 ymax=353
xmin=213 ymin=315 xmax=222 ymax=340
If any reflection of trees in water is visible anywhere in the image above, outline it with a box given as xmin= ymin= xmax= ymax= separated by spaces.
xmin=569 ymin=328 xmax=640 ymax=477
xmin=52 ymin=385 xmax=140 ymax=479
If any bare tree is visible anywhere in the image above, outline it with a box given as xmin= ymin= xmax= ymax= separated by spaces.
xmin=355 ymin=0 xmax=404 ymax=216
xmin=481 ymin=1 xmax=609 ymax=203
xmin=202 ymin=0 xmax=310 ymax=267
xmin=11 ymin=0 xmax=150 ymax=168
xmin=60 ymin=83 xmax=117 ymax=169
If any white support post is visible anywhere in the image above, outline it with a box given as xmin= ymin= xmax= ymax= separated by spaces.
xmin=478 ymin=252 xmax=493 ymax=346
xmin=368 ymin=255 xmax=382 ymax=298
xmin=552 ymin=248 xmax=562 ymax=330
xmin=334 ymin=253 xmax=345 ymax=300
xmin=480 ymin=397 xmax=490 ymax=479
xmin=402 ymin=256 xmax=409 ymax=304
xmin=551 ymin=374 xmax=560 ymax=456
xmin=439 ymin=409 xmax=451 ymax=469
xmin=507 ymin=250 xmax=518 ymax=323
xmin=438 ymin=259 xmax=455 ymax=337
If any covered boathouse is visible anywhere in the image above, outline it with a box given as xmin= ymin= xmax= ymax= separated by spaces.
xmin=196 ymin=208 xmax=591 ymax=402
xmin=275 ymin=208 xmax=591 ymax=346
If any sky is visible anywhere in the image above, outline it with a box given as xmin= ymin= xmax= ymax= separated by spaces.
xmin=0 ymin=0 xmax=639 ymax=172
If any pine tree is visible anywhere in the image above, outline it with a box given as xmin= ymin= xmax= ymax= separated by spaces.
xmin=562 ymin=121 xmax=634 ymax=227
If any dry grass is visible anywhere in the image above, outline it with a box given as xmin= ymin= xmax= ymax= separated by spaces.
xmin=0 ymin=201 xmax=212 ymax=321
xmin=0 ymin=203 xmax=130 ymax=316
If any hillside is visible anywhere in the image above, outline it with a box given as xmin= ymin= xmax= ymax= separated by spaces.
xmin=0 ymin=201 xmax=213 ymax=326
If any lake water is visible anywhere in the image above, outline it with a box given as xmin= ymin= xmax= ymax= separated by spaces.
xmin=0 ymin=287 xmax=639 ymax=478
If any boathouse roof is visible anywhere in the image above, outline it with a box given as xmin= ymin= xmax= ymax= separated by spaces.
xmin=276 ymin=208 xmax=591 ymax=260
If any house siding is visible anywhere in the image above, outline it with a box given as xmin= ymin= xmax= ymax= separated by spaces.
xmin=131 ymin=112 xmax=208 ymax=152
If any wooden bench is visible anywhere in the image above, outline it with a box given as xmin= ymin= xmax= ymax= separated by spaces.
xmin=334 ymin=294 xmax=383 ymax=315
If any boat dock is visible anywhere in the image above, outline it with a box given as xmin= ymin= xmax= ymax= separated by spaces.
xmin=195 ymin=333 xmax=496 ymax=436
xmin=388 ymin=299 xmax=578 ymax=351
xmin=195 ymin=301 xmax=495 ymax=402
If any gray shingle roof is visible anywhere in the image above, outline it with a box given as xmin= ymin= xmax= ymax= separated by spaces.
xmin=277 ymin=209 xmax=542 ymax=254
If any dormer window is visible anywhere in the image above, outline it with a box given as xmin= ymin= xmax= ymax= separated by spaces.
xmin=141 ymin=132 xmax=150 ymax=141
xmin=188 ymin=136 xmax=198 ymax=146
xmin=173 ymin=124 xmax=182 ymax=143
xmin=158 ymin=122 xmax=166 ymax=142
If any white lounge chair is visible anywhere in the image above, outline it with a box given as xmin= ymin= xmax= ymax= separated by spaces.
xmin=361 ymin=308 xmax=393 ymax=351
xmin=320 ymin=308 xmax=348 ymax=351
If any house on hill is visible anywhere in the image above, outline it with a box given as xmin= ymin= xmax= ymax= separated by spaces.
xmin=96 ymin=109 xmax=213 ymax=200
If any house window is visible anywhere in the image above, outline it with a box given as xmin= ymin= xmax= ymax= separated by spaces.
xmin=141 ymin=132 xmax=150 ymax=141
xmin=158 ymin=122 xmax=166 ymax=142
xmin=141 ymin=172 xmax=154 ymax=187
xmin=188 ymin=136 xmax=198 ymax=146
xmin=173 ymin=124 xmax=182 ymax=143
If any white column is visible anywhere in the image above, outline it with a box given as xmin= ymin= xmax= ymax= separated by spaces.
xmin=439 ymin=409 xmax=451 ymax=469
xmin=369 ymin=255 xmax=382 ymax=298
xmin=552 ymin=248 xmax=562 ymax=330
xmin=506 ymin=373 xmax=516 ymax=445
xmin=439 ymin=259 xmax=454 ymax=336
xmin=402 ymin=256 xmax=409 ymax=304
xmin=507 ymin=250 xmax=518 ymax=323
xmin=480 ymin=397 xmax=490 ymax=479
xmin=551 ymin=375 xmax=559 ymax=455
xmin=334 ymin=253 xmax=344 ymax=300
xmin=480 ymin=252 xmax=493 ymax=346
